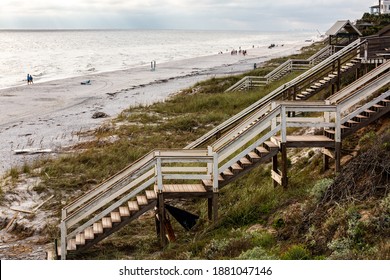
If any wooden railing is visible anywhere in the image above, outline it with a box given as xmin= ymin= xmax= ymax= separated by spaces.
xmin=60 ymin=149 xmax=218 ymax=259
xmin=225 ymin=45 xmax=333 ymax=92
xmin=60 ymin=38 xmax=390 ymax=260
xmin=186 ymin=39 xmax=365 ymax=149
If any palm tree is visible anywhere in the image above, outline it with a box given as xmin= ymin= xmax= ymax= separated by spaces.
xmin=379 ymin=0 xmax=382 ymax=15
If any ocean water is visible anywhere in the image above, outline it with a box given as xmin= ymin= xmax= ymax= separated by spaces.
xmin=0 ymin=29 xmax=316 ymax=89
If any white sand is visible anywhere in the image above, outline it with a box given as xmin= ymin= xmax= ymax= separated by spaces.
xmin=0 ymin=42 xmax=311 ymax=176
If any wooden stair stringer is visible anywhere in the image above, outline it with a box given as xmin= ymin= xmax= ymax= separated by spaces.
xmin=68 ymin=200 xmax=157 ymax=256
xmin=219 ymin=148 xmax=279 ymax=188
xmin=341 ymin=103 xmax=390 ymax=138
xmin=297 ymin=60 xmax=362 ymax=101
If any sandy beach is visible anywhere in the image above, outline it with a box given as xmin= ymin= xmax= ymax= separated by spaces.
xmin=0 ymin=42 xmax=310 ymax=176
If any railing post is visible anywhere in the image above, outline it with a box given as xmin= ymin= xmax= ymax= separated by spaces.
xmin=156 ymin=156 xmax=163 ymax=192
xmin=207 ymin=146 xmax=213 ymax=176
xmin=60 ymin=221 xmax=67 ymax=260
xmin=281 ymin=105 xmax=287 ymax=143
xmin=335 ymin=106 xmax=342 ymax=173
xmin=212 ymin=152 xmax=219 ymax=223
xmin=271 ymin=102 xmax=277 ymax=130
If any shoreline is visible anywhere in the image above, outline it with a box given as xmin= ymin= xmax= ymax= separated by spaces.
xmin=0 ymin=41 xmax=311 ymax=176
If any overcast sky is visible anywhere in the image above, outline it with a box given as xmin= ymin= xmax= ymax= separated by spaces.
xmin=0 ymin=0 xmax=378 ymax=31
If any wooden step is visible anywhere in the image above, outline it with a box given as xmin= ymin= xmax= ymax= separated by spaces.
xmin=84 ymin=227 xmax=94 ymax=240
xmin=202 ymin=177 xmax=223 ymax=188
xmin=67 ymin=239 xmax=76 ymax=251
xmin=300 ymin=91 xmax=310 ymax=95
xmin=202 ymin=179 xmax=213 ymax=188
xmin=75 ymin=233 xmax=85 ymax=246
xmin=325 ymin=129 xmax=335 ymax=135
xmin=239 ymin=157 xmax=252 ymax=166
xmin=264 ymin=141 xmax=278 ymax=150
xmin=119 ymin=206 xmax=130 ymax=217
xmin=346 ymin=119 xmax=359 ymax=126
xmin=222 ymin=169 xmax=234 ymax=177
xmin=231 ymin=163 xmax=243 ymax=172
xmin=93 ymin=222 xmax=103 ymax=234
xmin=102 ymin=217 xmax=112 ymax=229
xmin=323 ymin=77 xmax=332 ymax=81
xmin=256 ymin=146 xmax=269 ymax=155
xmin=136 ymin=195 xmax=148 ymax=206
xmin=355 ymin=114 xmax=368 ymax=119
xmin=306 ymin=88 xmax=315 ymax=93
xmin=145 ymin=190 xmax=157 ymax=200
xmin=372 ymin=104 xmax=385 ymax=110
xmin=128 ymin=201 xmax=140 ymax=212
xmin=111 ymin=212 xmax=121 ymax=223
xmin=328 ymin=74 xmax=336 ymax=78
xmin=364 ymin=109 xmax=376 ymax=114
xmin=248 ymin=151 xmax=261 ymax=161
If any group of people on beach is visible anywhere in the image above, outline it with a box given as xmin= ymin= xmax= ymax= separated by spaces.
xmin=27 ymin=74 xmax=33 ymax=85
xmin=231 ymin=48 xmax=247 ymax=56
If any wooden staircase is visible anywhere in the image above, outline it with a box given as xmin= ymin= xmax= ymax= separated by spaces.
xmin=296 ymin=58 xmax=362 ymax=100
xmin=61 ymin=188 xmax=158 ymax=256
xmin=57 ymin=38 xmax=390 ymax=259
xmin=324 ymin=93 xmax=390 ymax=140
xmin=225 ymin=44 xmax=334 ymax=92
xmin=202 ymin=141 xmax=279 ymax=189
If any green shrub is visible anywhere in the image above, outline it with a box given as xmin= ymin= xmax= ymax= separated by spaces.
xmin=310 ymin=178 xmax=334 ymax=202
xmin=281 ymin=245 xmax=311 ymax=260
xmin=238 ymin=247 xmax=276 ymax=260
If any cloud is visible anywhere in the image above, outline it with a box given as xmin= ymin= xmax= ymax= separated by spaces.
xmin=0 ymin=0 xmax=373 ymax=30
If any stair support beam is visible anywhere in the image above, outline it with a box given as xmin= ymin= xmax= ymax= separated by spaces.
xmin=157 ymin=192 xmax=167 ymax=247
xmin=272 ymin=154 xmax=279 ymax=188
xmin=281 ymin=143 xmax=288 ymax=188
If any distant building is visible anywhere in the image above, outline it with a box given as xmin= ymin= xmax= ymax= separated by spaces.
xmin=370 ymin=0 xmax=390 ymax=14
xmin=325 ymin=20 xmax=362 ymax=46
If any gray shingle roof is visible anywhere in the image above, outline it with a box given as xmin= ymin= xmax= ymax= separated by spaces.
xmin=326 ymin=20 xmax=362 ymax=36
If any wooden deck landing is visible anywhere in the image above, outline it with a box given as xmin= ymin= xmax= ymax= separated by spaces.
xmin=273 ymin=135 xmax=334 ymax=148
xmin=154 ymin=184 xmax=212 ymax=199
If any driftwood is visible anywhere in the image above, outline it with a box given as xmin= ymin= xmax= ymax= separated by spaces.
xmin=10 ymin=195 xmax=54 ymax=214
xmin=14 ymin=148 xmax=53 ymax=155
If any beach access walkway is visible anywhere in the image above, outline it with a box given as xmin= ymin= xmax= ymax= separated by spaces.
xmin=56 ymin=37 xmax=390 ymax=259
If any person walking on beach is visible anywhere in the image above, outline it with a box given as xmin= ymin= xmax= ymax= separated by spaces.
xmin=27 ymin=74 xmax=33 ymax=84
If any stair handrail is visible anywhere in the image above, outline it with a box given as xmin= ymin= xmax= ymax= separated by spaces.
xmin=211 ymin=102 xmax=273 ymax=152
xmin=63 ymin=157 xmax=157 ymax=229
xmin=327 ymin=60 xmax=390 ymax=104
xmin=264 ymin=59 xmax=293 ymax=81
xmin=63 ymin=150 xmax=213 ymax=237
xmin=216 ymin=107 xmax=281 ymax=173
xmin=337 ymin=72 xmax=390 ymax=114
xmin=307 ymin=45 xmax=334 ymax=64
xmin=226 ymin=43 xmax=333 ymax=93
xmin=186 ymin=39 xmax=365 ymax=150
xmin=62 ymin=151 xmax=155 ymax=217
xmin=61 ymin=149 xmax=215 ymax=259
xmin=340 ymin=90 xmax=390 ymax=124
xmin=63 ymin=149 xmax=210 ymax=227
